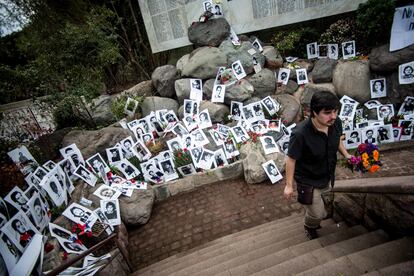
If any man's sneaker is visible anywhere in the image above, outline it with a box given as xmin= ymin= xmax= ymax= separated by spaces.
xmin=304 ymin=226 xmax=319 ymax=240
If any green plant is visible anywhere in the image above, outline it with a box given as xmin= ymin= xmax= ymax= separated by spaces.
xmin=173 ymin=149 xmax=193 ymax=167
xmin=356 ymin=0 xmax=395 ymax=48
xmin=53 ymin=95 xmax=95 ymax=129
xmin=110 ymin=95 xmax=145 ymax=120
xmin=272 ymin=27 xmax=319 ymax=57
xmin=319 ymin=17 xmax=361 ymax=46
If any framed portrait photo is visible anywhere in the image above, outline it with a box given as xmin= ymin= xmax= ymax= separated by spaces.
xmin=377 ymin=125 xmax=394 ymax=144
xmin=296 ymin=68 xmax=309 ymax=85
xmin=93 ymin=185 xmax=121 ymax=201
xmin=86 ymin=153 xmax=110 ymax=175
xmin=231 ymin=60 xmax=246 ymax=80
xmin=306 ymin=42 xmax=318 ymax=59
xmin=63 ymin=203 xmax=97 ymax=226
xmin=277 ymin=68 xmax=290 ymax=85
xmin=116 ymin=159 xmax=141 ymax=180
xmin=377 ymin=104 xmax=394 ymax=121
xmin=106 ymin=146 xmax=123 ymax=166
xmin=327 ymin=43 xmax=338 ymax=59
xmin=398 ymin=61 xmax=414 ymax=85
xmin=212 ymin=84 xmax=225 ymax=103
xmin=189 ymin=79 xmax=203 ymax=102
xmin=230 ymin=101 xmax=243 ymax=120
xmin=177 ymin=164 xmax=196 ymax=176
xmin=261 ymin=96 xmax=279 ymax=116
xmin=160 ymin=158 xmax=179 ymax=182
xmin=370 ymin=78 xmax=387 ymax=98
xmin=342 ymin=40 xmax=356 ymax=59
xmin=344 ymin=130 xmax=361 ymax=149
xmin=260 ymin=136 xmax=279 ymax=155
xmin=262 ymin=160 xmax=283 ymax=184
xmin=100 ymin=199 xmax=121 ymax=226
xmin=73 ymin=164 xmax=98 ymax=187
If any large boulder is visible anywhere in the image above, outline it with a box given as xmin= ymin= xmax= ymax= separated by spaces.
xmin=369 ymin=43 xmax=414 ymax=73
xmin=311 ymin=59 xmax=337 ymax=83
xmin=119 ymin=80 xmax=153 ymax=97
xmin=274 ymin=94 xmax=301 ymax=124
xmin=176 ymin=54 xmax=190 ymax=73
xmin=188 ymin=18 xmax=231 ymax=47
xmin=97 ymin=249 xmax=129 ymax=276
xmin=262 ymin=46 xmax=283 ymax=69
xmin=224 ymin=79 xmax=254 ymax=104
xmin=202 ymin=79 xmax=215 ymax=100
xmin=118 ymin=186 xmax=155 ymax=226
xmin=288 ymin=59 xmax=314 ymax=81
xmin=175 ymin=79 xmax=191 ymax=104
xmin=141 ymin=96 xmax=179 ymax=117
xmin=333 ymin=60 xmax=371 ymax=103
xmin=89 ymin=95 xmax=116 ymax=126
xmin=219 ymin=40 xmax=266 ymax=75
xmin=62 ymin=125 xmax=130 ymax=158
xmin=246 ymin=68 xmax=276 ymax=98
xmin=276 ymin=80 xmax=298 ymax=95
xmin=199 ymin=101 xmax=230 ymax=123
xmin=151 ymin=65 xmax=180 ymax=97
xmin=387 ymin=71 xmax=414 ymax=105
xmin=181 ymin=47 xmax=227 ymax=79
xmin=301 ymin=83 xmax=336 ymax=107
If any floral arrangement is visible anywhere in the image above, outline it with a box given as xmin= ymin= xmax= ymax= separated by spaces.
xmin=347 ymin=143 xmax=382 ymax=173
xmin=173 ymin=148 xmax=193 ymax=167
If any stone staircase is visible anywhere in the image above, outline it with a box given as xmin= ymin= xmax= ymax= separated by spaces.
xmin=131 ymin=213 xmax=414 ymax=276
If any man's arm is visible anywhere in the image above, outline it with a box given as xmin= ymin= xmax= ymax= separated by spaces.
xmin=284 ymin=156 xmax=296 ymax=199
xmin=338 ymin=135 xmax=352 ymax=159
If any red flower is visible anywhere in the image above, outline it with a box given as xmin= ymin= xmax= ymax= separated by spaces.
xmin=71 ymin=225 xmax=77 ymax=233
xmin=75 ymin=238 xmax=83 ymax=245
xmin=44 ymin=243 xmax=54 ymax=253
xmin=183 ymin=148 xmax=188 ymax=152
xmin=62 ymin=252 xmax=68 ymax=260
xmin=20 ymin=232 xmax=31 ymax=241
xmin=357 ymin=143 xmax=367 ymax=153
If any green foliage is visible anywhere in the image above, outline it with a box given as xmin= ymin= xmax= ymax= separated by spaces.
xmin=173 ymin=149 xmax=193 ymax=167
xmin=110 ymin=95 xmax=145 ymax=120
xmin=319 ymin=17 xmax=360 ymax=45
xmin=53 ymin=95 xmax=94 ymax=129
xmin=356 ymin=0 xmax=395 ymax=48
xmin=272 ymin=27 xmax=319 ymax=57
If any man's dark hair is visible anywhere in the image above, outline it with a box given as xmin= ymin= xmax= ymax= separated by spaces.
xmin=310 ymin=91 xmax=340 ymax=117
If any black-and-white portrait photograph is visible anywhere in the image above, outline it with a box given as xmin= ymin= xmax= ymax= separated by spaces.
xmin=370 ymin=78 xmax=387 ymax=98
xmin=377 ymin=104 xmax=394 ymax=121
xmin=191 ymin=129 xmax=210 ymax=146
xmin=27 ymin=194 xmax=48 ymax=230
xmin=1 ymin=211 xmax=39 ymax=252
xmin=377 ymin=125 xmax=394 ymax=143
xmin=190 ymin=147 xmax=204 ymax=164
xmin=60 ymin=143 xmax=85 ymax=168
xmin=182 ymin=134 xmax=195 ymax=149
xmin=222 ymin=139 xmax=239 ymax=159
xmin=137 ymin=118 xmax=151 ymax=133
xmin=214 ymin=66 xmax=226 ymax=85
xmin=398 ymin=61 xmax=414 ymax=85
xmin=392 ymin=127 xmax=402 ymax=141
xmin=340 ymin=95 xmax=357 ymax=105
xmin=163 ymin=110 xmax=179 ymax=124
xmin=398 ymin=96 xmax=414 ymax=116
xmin=340 ymin=103 xmax=357 ymax=119
xmin=86 ymin=153 xmax=110 ymax=175
xmin=364 ymin=99 xmax=381 ymax=110
xmin=124 ymin=97 xmax=138 ymax=116
xmin=230 ymin=101 xmax=243 ymax=120
xmin=318 ymin=44 xmax=327 ymax=58
xmin=59 ymin=238 xmax=88 ymax=255
xmin=231 ymin=126 xmax=249 ymax=143
xmin=39 ymin=174 xmax=66 ymax=207
xmin=260 ymin=136 xmax=279 ymax=155
xmin=296 ymin=68 xmax=308 ymax=85
xmin=213 ymin=149 xmax=228 ymax=167
xmin=5 ymin=186 xmax=30 ymax=212
xmin=183 ymin=114 xmax=198 ymax=132
xmin=106 ymin=146 xmax=123 ymax=166
xmin=0 ymin=197 xmax=10 ymax=222
xmin=94 ymin=208 xmax=114 ymax=235
xmin=120 ymin=136 xmax=135 ymax=159
xmin=251 ymin=102 xmax=264 ymax=120
xmin=229 ymin=27 xmax=240 ymax=46
xmin=100 ymin=199 xmax=121 ymax=226
xmin=184 ymin=99 xmax=195 ymax=116
xmin=131 ymin=140 xmax=152 ymax=162
xmin=344 ymin=130 xmax=361 ymax=149
xmin=362 ymin=127 xmax=378 ymax=144
xmin=190 ymin=78 xmax=203 ymax=102
xmin=63 ymin=203 xmax=97 ymax=226
xmin=277 ymin=135 xmax=290 ymax=154
xmin=167 ymin=137 xmax=183 ymax=153
xmin=202 ymin=0 xmax=213 ymax=12
xmin=339 ymin=116 xmax=354 ymax=132
xmin=216 ymin=124 xmax=230 ymax=136
xmin=42 ymin=160 xmax=56 ymax=172
xmin=261 ymin=96 xmax=279 ymax=116
xmin=158 ymin=150 xmax=173 ymax=161
xmin=213 ymin=4 xmax=222 ymax=16
xmin=141 ymin=160 xmax=164 ymax=184
xmin=141 ymin=132 xmax=154 ymax=146
xmin=277 ymin=68 xmax=290 ymax=85
xmin=148 ymin=111 xmax=164 ymax=134
xmin=93 ymin=185 xmax=121 ymax=201
xmin=231 ymin=60 xmax=246 ymax=80
xmin=198 ymin=109 xmax=212 ymax=129
xmin=49 ymin=223 xmax=73 ymax=240
xmin=242 ymin=104 xmax=255 ymax=122
xmin=267 ymin=119 xmax=281 ymax=132
xmin=252 ymin=38 xmax=263 ymax=52
xmin=342 ymin=40 xmax=356 ymax=59
xmin=160 ymin=158 xmax=178 ymax=182
xmin=262 ymin=160 xmax=283 ymax=184
xmin=33 ymin=166 xmax=48 ymax=183
xmin=209 ymin=129 xmax=226 ymax=146
xmin=132 ymin=125 xmax=145 ymax=141
xmin=251 ymin=121 xmax=268 ymax=135
xmin=116 ymin=159 xmax=140 ymax=180
xmin=0 ymin=232 xmax=22 ymax=273
xmin=212 ymin=84 xmax=225 ymax=103
xmin=177 ymin=164 xmax=196 ymax=176
xmin=7 ymin=146 xmax=38 ymax=175
xmin=197 ymin=149 xmax=215 ymax=170
xmin=306 ymin=42 xmax=318 ymax=59
xmin=398 ymin=120 xmax=413 ymax=141
xmin=327 ymin=43 xmax=338 ymax=59
xmin=127 ymin=119 xmax=139 ymax=131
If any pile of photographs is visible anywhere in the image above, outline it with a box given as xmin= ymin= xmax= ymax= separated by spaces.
xmin=306 ymin=40 xmax=356 ymax=60
xmin=341 ymin=95 xmax=414 ymax=149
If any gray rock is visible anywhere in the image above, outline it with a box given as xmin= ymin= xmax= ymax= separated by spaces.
xmin=181 ymin=47 xmax=227 ymax=79
xmin=62 ymin=125 xmax=131 ymax=158
xmin=276 ymin=80 xmax=298 ymax=95
xmin=120 ymin=80 xmax=153 ymax=98
xmin=141 ymin=96 xmax=179 ymax=117
xmin=151 ymin=65 xmax=180 ymax=97
xmin=188 ymin=18 xmax=231 ymax=47
xmin=175 ymin=79 xmax=191 ymax=104
xmin=97 ymin=249 xmax=129 ymax=276
xmin=387 ymin=72 xmax=414 ymax=105
xmin=224 ymin=79 xmax=254 ymax=104
xmin=243 ymin=97 xmax=262 ymax=105
xmin=202 ymin=79 xmax=216 ymax=100
xmin=199 ymin=101 xmax=230 ymax=123
xmin=219 ymin=40 xmax=266 ymax=75
xmin=176 ymin=54 xmax=190 ymax=73
xmin=301 ymin=83 xmax=336 ymax=107
xmin=118 ymin=186 xmax=155 ymax=225
xmin=370 ymin=43 xmax=414 ymax=73
xmin=288 ymin=59 xmax=314 ymax=80
xmin=262 ymin=46 xmax=283 ymax=69
xmin=312 ymin=59 xmax=338 ymax=83
xmin=246 ymin=68 xmax=276 ymax=98
xmin=42 ymin=238 xmax=62 ymax=272
xmin=89 ymin=95 xmax=116 ymax=126
xmin=274 ymin=94 xmax=301 ymax=124
xmin=333 ymin=60 xmax=371 ymax=103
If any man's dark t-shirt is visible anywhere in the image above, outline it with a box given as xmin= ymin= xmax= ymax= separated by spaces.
xmin=287 ymin=117 xmax=342 ymax=188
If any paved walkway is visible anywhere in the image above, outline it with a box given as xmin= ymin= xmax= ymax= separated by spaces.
xmin=128 ymin=144 xmax=414 ymax=271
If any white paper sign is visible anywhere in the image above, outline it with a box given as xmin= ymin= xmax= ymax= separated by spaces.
xmin=390 ymin=5 xmax=414 ymax=51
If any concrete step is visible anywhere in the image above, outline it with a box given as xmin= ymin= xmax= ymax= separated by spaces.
xmin=363 ymin=259 xmax=414 ymax=276
xmin=296 ymin=236 xmax=414 ymax=276
xmin=256 ymin=229 xmax=389 ymax=276
xmin=203 ymin=221 xmax=350 ymax=276
xmin=135 ymin=213 xmax=306 ymax=275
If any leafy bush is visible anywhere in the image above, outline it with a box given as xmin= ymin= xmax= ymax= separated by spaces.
xmin=272 ymin=27 xmax=319 ymax=57
xmin=110 ymin=95 xmax=145 ymax=121
xmin=356 ymin=0 xmax=395 ymax=47
xmin=319 ymin=17 xmax=361 ymax=45
xmin=53 ymin=95 xmax=95 ymax=129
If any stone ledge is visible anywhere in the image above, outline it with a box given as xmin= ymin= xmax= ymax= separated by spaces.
xmin=152 ymin=160 xmax=244 ymax=202
xmin=333 ymin=175 xmax=414 ymax=194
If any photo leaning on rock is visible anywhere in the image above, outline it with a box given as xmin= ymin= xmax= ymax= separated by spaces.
xmin=0 ymin=0 xmax=414 ymax=275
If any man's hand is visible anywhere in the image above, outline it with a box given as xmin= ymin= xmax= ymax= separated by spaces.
xmin=284 ymin=185 xmax=294 ymax=200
